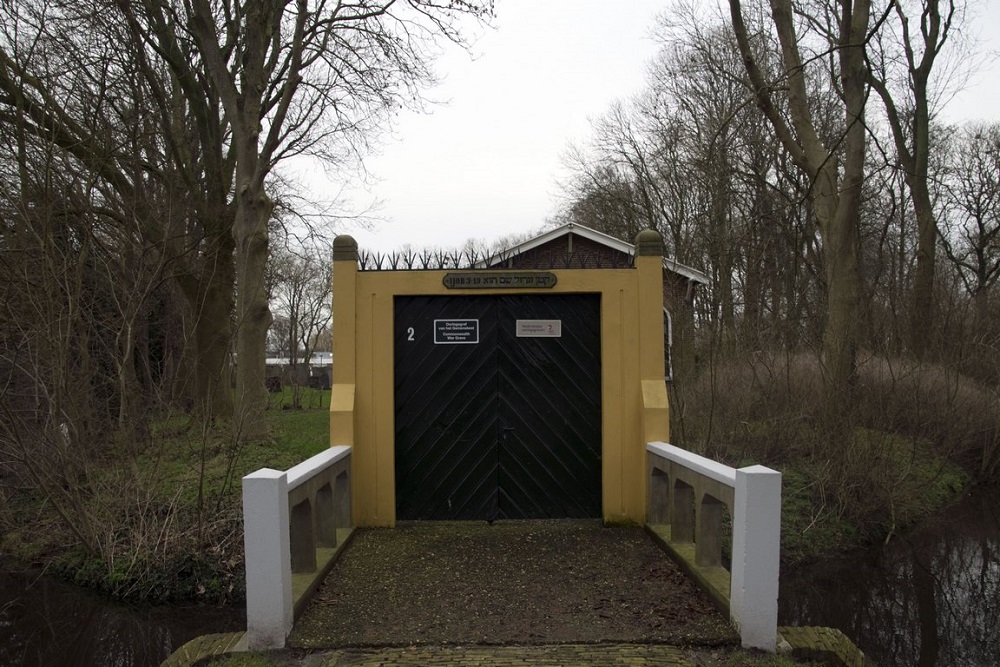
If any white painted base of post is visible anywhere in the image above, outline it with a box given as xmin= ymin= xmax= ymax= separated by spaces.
xmin=243 ymin=469 xmax=293 ymax=650
xmin=731 ymin=465 xmax=782 ymax=651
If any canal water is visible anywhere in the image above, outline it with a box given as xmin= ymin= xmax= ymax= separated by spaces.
xmin=779 ymin=486 xmax=1000 ymax=666
xmin=0 ymin=565 xmax=243 ymax=667
xmin=2 ymin=488 xmax=997 ymax=666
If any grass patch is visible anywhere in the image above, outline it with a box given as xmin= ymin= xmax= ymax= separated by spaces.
xmin=134 ymin=398 xmax=330 ymax=514
xmin=692 ymin=649 xmax=826 ymax=666
xmin=676 ymin=352 xmax=975 ymax=564
xmin=267 ymin=409 xmax=330 ymax=460
xmin=266 ymin=385 xmax=329 ymax=411
xmin=739 ymin=427 xmax=968 ymax=564
xmin=1 ymin=396 xmax=331 ymax=604
xmin=200 ymin=653 xmax=280 ymax=667
xmin=778 ymin=464 xmax=860 ymax=564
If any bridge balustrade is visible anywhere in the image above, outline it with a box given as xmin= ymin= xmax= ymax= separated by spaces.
xmin=242 ymin=446 xmax=353 ymax=650
xmin=647 ymin=441 xmax=781 ymax=652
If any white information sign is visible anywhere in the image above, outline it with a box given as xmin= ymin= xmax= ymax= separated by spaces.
xmin=516 ymin=319 xmax=562 ymax=338
xmin=434 ymin=319 xmax=480 ymax=344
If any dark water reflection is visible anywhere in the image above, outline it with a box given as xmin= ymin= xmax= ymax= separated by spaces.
xmin=0 ymin=566 xmax=244 ymax=667
xmin=6 ymin=489 xmax=998 ymax=666
xmin=779 ymin=487 xmax=1000 ymax=667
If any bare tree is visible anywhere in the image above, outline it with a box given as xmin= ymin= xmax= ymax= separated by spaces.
xmin=940 ymin=122 xmax=1000 ymax=335
xmin=0 ymin=0 xmax=239 ymax=420
xmin=559 ymin=18 xmax=827 ymax=353
xmin=867 ymin=0 xmax=962 ymax=359
xmin=267 ymin=241 xmax=332 ymax=407
xmin=728 ymin=0 xmax=871 ymax=409
xmin=0 ymin=0 xmax=493 ymax=593
xmin=0 ymin=6 xmax=186 ymax=567
xmin=179 ymin=0 xmax=492 ymax=431
xmin=1 ymin=0 xmax=494 ymax=431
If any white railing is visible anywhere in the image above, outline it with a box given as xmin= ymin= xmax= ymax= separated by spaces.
xmin=242 ymin=446 xmax=352 ymax=650
xmin=647 ymin=441 xmax=781 ymax=651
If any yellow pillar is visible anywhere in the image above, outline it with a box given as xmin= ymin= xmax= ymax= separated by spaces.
xmin=635 ymin=230 xmax=670 ymax=442
xmin=636 ymin=230 xmax=669 ymax=524
xmin=330 ymin=235 xmax=357 ymax=448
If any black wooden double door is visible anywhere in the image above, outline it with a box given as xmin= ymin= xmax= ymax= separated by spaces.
xmin=394 ymin=294 xmax=602 ymax=520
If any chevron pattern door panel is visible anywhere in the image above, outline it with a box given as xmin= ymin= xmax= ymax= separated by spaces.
xmin=394 ymin=295 xmax=601 ymax=520
xmin=394 ymin=295 xmax=499 ymax=520
xmin=497 ymin=295 xmax=602 ymax=518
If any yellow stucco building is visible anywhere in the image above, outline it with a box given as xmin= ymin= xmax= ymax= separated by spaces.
xmin=330 ymin=228 xmax=674 ymax=526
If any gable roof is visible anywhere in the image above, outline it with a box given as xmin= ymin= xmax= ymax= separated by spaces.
xmin=478 ymin=222 xmax=709 ymax=285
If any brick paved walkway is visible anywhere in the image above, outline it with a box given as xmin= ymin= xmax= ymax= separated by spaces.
xmin=303 ymin=643 xmax=695 ymax=666
xmin=289 ymin=521 xmax=735 ymax=648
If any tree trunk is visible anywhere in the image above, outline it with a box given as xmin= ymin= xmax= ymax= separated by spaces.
xmin=764 ymin=0 xmax=867 ymax=411
xmin=187 ymin=0 xmax=278 ymax=434
xmin=820 ymin=189 xmax=862 ymax=408
xmin=175 ymin=228 xmax=235 ymax=420
xmin=866 ymin=0 xmax=950 ymax=361
xmin=910 ymin=177 xmax=937 ymax=358
xmin=820 ymin=15 xmax=867 ymax=414
xmin=233 ymin=175 xmax=273 ymax=433
xmin=974 ymin=288 xmax=991 ymax=339
xmin=194 ymin=249 xmax=236 ymax=420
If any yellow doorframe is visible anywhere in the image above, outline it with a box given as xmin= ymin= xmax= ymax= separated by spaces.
xmin=330 ymin=230 xmax=669 ymax=526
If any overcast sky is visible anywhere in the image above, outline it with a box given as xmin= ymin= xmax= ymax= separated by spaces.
xmin=318 ymin=0 xmax=1000 ymax=254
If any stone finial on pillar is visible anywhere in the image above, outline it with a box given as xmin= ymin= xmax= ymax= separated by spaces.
xmin=333 ymin=235 xmax=358 ymax=262
xmin=635 ymin=229 xmax=664 ymax=257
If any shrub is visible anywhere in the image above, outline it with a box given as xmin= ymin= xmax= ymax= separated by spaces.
xmin=672 ymin=350 xmax=976 ymax=562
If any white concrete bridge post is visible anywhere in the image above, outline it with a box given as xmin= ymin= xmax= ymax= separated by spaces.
xmin=243 ymin=468 xmax=293 ymax=649
xmin=731 ymin=465 xmax=782 ymax=651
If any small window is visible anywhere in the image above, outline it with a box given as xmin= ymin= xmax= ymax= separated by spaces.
xmin=664 ymin=308 xmax=673 ymax=381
